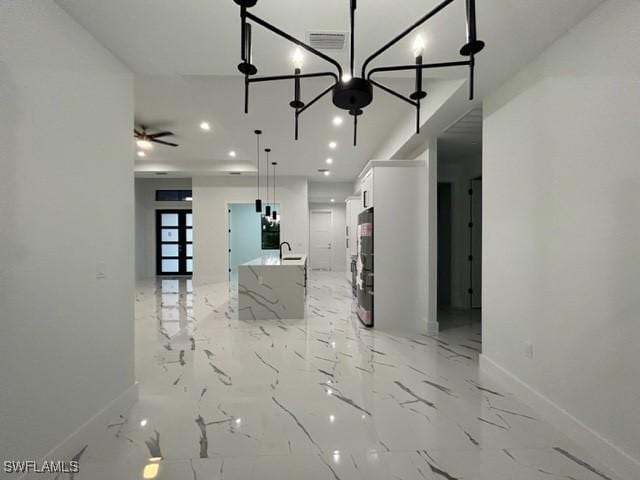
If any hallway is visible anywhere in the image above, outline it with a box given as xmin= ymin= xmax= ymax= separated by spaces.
xmin=54 ymin=273 xmax=619 ymax=480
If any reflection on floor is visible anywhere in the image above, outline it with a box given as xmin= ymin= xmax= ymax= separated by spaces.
xmin=31 ymin=273 xmax=621 ymax=479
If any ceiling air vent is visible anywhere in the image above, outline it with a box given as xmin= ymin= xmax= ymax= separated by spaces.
xmin=308 ymin=31 xmax=347 ymax=51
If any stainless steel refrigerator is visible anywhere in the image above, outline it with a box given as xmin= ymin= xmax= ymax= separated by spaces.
xmin=356 ymin=207 xmax=374 ymax=327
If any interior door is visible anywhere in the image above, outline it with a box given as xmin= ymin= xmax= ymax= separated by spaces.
xmin=310 ymin=210 xmax=332 ymax=270
xmin=156 ymin=210 xmax=193 ymax=275
xmin=470 ymin=178 xmax=482 ymax=308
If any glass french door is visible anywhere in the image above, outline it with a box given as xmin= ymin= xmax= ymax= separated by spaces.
xmin=156 ymin=210 xmax=193 ymax=275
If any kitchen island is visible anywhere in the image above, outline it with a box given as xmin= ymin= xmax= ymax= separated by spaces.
xmin=238 ymin=254 xmax=307 ymax=320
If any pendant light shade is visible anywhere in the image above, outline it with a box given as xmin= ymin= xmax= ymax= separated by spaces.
xmin=264 ymin=148 xmax=271 ymax=217
xmin=254 ymin=130 xmax=262 ymax=212
xmin=272 ymin=161 xmax=278 ymax=220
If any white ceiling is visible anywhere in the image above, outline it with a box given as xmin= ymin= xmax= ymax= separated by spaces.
xmin=133 ymin=74 xmax=414 ymax=181
xmin=57 ymin=0 xmax=603 ymax=179
xmin=439 ymin=107 xmax=482 ymax=160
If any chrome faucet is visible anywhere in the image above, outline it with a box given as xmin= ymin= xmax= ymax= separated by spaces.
xmin=279 ymin=241 xmax=291 ymax=260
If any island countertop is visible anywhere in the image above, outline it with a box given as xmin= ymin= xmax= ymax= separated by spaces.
xmin=238 ymin=254 xmax=308 ymax=320
xmin=241 ymin=254 xmax=307 ymax=267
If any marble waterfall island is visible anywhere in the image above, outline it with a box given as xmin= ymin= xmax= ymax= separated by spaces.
xmin=238 ymin=254 xmax=307 ymax=320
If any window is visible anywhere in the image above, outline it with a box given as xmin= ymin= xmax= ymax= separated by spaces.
xmin=156 ymin=190 xmax=192 ymax=202
xmin=261 ymin=216 xmax=280 ymax=250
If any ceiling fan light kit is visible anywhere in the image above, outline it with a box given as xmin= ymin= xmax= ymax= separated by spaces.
xmin=133 ymin=126 xmax=179 ymax=148
xmin=232 ymin=0 xmax=484 ymax=146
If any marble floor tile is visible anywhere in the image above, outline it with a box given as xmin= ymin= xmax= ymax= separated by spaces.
xmin=27 ymin=272 xmax=623 ymax=480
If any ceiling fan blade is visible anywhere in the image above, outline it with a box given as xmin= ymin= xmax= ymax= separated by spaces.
xmin=153 ymin=139 xmax=179 ymax=147
xmin=149 ymin=131 xmax=174 ymax=138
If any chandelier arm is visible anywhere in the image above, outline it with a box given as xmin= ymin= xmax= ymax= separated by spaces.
xmin=469 ymin=55 xmax=475 ymax=100
xmin=248 ymin=71 xmax=339 ymax=84
xmin=367 ymin=60 xmax=471 ymax=80
xmin=360 ymin=0 xmax=456 ymax=78
xmin=244 ymin=74 xmax=249 ymax=113
xmin=350 ymin=0 xmax=356 ymax=78
xmin=245 ymin=11 xmax=343 ymax=78
xmin=297 ymin=84 xmax=335 ymax=116
xmin=353 ymin=113 xmax=358 ymax=147
xmin=369 ymin=79 xmax=418 ymax=107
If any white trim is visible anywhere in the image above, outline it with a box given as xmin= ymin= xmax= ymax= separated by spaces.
xmin=357 ymin=159 xmax=426 ymax=181
xmin=309 ymin=209 xmax=334 ymax=271
xmin=20 ymin=382 xmax=139 ymax=478
xmin=479 ymin=355 xmax=640 ymax=480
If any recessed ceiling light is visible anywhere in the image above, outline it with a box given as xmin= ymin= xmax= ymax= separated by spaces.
xmin=140 ymin=419 xmax=148 ymax=427
xmin=324 ymin=171 xmax=331 ymax=176
xmin=200 ymin=121 xmax=211 ymax=131
xmin=330 ymin=198 xmax=335 ymax=203
xmin=229 ymin=150 xmax=237 ymax=157
xmin=329 ymin=141 xmax=337 ymax=149
xmin=137 ymin=151 xmax=146 ymax=158
xmin=332 ymin=116 xmax=344 ymax=126
xmin=326 ymin=158 xmax=333 ymax=165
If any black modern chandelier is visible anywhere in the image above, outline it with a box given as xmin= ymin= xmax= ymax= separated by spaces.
xmin=233 ymin=0 xmax=484 ymax=146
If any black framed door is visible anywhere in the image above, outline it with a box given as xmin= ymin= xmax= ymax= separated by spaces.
xmin=156 ymin=210 xmax=193 ymax=276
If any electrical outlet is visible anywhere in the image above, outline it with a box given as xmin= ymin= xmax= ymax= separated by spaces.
xmin=524 ymin=342 xmax=534 ymax=360
xmin=96 ymin=262 xmax=107 ymax=279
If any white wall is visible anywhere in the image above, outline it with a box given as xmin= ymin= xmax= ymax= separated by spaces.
xmin=135 ymin=177 xmax=192 ymax=280
xmin=482 ymin=0 xmax=640 ymax=475
xmin=308 ymin=181 xmax=354 ymax=203
xmin=309 ymin=203 xmax=346 ymax=272
xmin=369 ymin=162 xmax=429 ymax=334
xmin=0 ymin=1 xmax=134 ymax=460
xmin=193 ymin=176 xmax=309 ymax=285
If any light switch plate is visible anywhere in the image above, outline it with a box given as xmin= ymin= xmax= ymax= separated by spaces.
xmin=524 ymin=342 xmax=534 ymax=359
xmin=96 ymin=262 xmax=106 ymax=279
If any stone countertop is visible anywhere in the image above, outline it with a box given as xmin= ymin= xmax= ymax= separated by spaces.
xmin=240 ymin=254 xmax=307 ymax=267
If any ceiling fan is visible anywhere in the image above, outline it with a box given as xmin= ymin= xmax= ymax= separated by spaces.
xmin=134 ymin=126 xmax=179 ymax=149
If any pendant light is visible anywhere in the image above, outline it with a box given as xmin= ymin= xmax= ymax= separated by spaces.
xmin=254 ymin=129 xmax=262 ymax=212
xmin=264 ymin=148 xmax=271 ymax=217
xmin=271 ymin=161 xmax=278 ymax=220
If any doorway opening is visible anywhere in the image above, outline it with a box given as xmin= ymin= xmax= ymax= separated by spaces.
xmin=310 ymin=209 xmax=333 ymax=271
xmin=156 ymin=210 xmax=193 ymax=276
xmin=436 ymin=108 xmax=482 ymax=333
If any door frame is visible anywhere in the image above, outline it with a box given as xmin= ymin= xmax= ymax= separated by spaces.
xmin=155 ymin=209 xmax=193 ymax=276
xmin=309 ymin=209 xmax=334 ymax=271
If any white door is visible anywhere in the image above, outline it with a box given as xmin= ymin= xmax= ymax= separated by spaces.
xmin=310 ymin=210 xmax=332 ymax=270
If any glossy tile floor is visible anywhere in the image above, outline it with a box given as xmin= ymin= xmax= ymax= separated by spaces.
xmin=40 ymin=273 xmax=622 ymax=479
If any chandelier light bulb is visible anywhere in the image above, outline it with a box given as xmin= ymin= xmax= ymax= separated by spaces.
xmin=329 ymin=141 xmax=337 ymax=150
xmin=324 ymin=170 xmax=331 ymax=176
xmin=332 ymin=116 xmax=344 ymax=126
xmin=412 ymin=34 xmax=426 ymax=58
xmin=291 ymin=47 xmax=304 ymax=70
xmin=341 ymin=73 xmax=352 ymax=83
xmin=326 ymin=158 xmax=333 ymax=165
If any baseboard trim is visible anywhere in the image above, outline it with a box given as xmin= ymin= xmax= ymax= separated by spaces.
xmin=21 ymin=382 xmax=139 ymax=477
xmin=426 ymin=319 xmax=439 ymax=334
xmin=479 ymin=354 xmax=640 ymax=480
